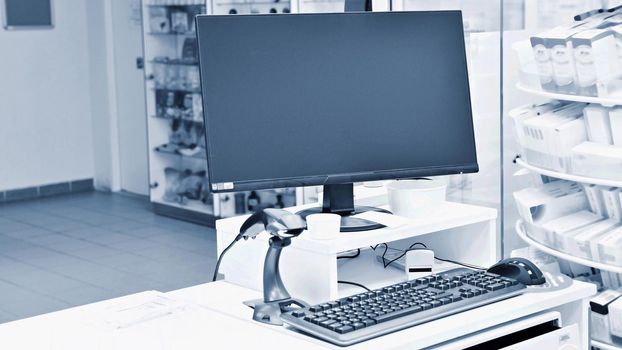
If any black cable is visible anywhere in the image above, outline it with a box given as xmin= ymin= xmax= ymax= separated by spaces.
xmin=212 ymin=238 xmax=239 ymax=281
xmin=337 ymin=248 xmax=360 ymax=260
xmin=337 ymin=280 xmax=371 ymax=292
xmin=434 ymin=257 xmax=486 ymax=270
xmin=383 ymin=242 xmax=427 ymax=268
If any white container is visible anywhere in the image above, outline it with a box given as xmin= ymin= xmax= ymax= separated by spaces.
xmin=387 ymin=179 xmax=447 ymax=219
xmin=305 ymin=213 xmax=341 ymax=240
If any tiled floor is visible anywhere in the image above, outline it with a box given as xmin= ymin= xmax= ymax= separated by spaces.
xmin=0 ymin=191 xmax=217 ymax=323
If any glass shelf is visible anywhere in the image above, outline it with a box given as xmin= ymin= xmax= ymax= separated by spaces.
xmin=152 ymin=114 xmax=203 ymax=124
xmin=154 ymin=144 xmax=207 ymax=160
xmin=153 ymin=87 xmax=202 ymax=94
xmin=592 ymin=340 xmax=622 ymax=350
xmin=146 ymin=31 xmax=197 ymax=37
xmin=151 ymin=59 xmax=198 ymax=66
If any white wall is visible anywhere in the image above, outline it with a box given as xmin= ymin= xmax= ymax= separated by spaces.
xmin=0 ymin=0 xmax=94 ymax=191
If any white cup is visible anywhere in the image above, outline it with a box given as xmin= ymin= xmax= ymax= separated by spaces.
xmin=387 ymin=178 xmax=447 ymax=219
xmin=306 ymin=213 xmax=341 ymax=240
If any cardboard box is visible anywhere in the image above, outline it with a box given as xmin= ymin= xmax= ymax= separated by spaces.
xmin=608 ymin=107 xmax=622 ymax=146
xmin=590 ymin=289 xmax=622 ymax=343
xmin=584 ymin=184 xmax=607 ymax=216
xmin=513 ymin=181 xmax=588 ymax=226
xmin=572 ymin=29 xmax=618 ymax=96
xmin=583 ymin=105 xmax=613 ymax=144
xmin=541 ymin=210 xmax=603 ymax=248
xmin=572 ymin=141 xmax=622 ymax=180
xmin=602 ymin=187 xmax=622 ymax=221
xmin=509 ymin=102 xmax=566 ymax=152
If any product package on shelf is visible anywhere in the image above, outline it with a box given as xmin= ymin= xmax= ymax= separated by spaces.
xmin=572 ymin=29 xmax=619 ymax=97
xmin=609 ymin=107 xmax=622 ymax=146
xmin=593 ymin=225 xmax=622 ymax=267
xmin=602 ymin=186 xmax=622 ymax=221
xmin=571 ymin=141 xmax=622 ymax=181
xmin=162 ymin=167 xmax=212 ymax=211
xmin=584 ymin=105 xmax=614 ymax=144
xmin=149 ymin=7 xmax=170 ymax=33
xmin=584 ymin=184 xmax=607 ymax=216
xmin=540 ymin=210 xmax=603 ymax=248
xmin=591 ymin=289 xmax=622 ymax=345
xmin=562 ymin=218 xmax=618 ymax=259
xmin=514 ymin=180 xmax=588 ymax=227
xmin=518 ymin=103 xmax=587 ymax=172
xmin=610 ymin=296 xmax=622 ymax=338
xmin=517 ymin=8 xmax=622 ymax=98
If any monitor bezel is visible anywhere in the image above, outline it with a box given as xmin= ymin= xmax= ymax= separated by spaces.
xmin=196 ymin=11 xmax=479 ymax=194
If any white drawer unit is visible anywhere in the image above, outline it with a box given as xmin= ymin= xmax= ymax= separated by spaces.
xmin=433 ymin=312 xmax=579 ymax=350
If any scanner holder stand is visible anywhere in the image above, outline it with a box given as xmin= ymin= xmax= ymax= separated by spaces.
xmin=240 ymin=209 xmax=309 ymax=325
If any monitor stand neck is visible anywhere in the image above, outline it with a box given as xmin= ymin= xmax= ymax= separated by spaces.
xmin=297 ymin=183 xmax=390 ymax=232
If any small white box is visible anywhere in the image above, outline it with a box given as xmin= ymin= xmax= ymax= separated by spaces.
xmin=583 ymin=105 xmax=613 ymax=144
xmin=530 ymin=30 xmax=557 ymax=92
xmin=584 ymin=184 xmax=607 ymax=216
xmin=556 ymin=218 xmax=617 ymax=255
xmin=513 ymin=181 xmax=587 ymax=225
xmin=572 ymin=141 xmax=622 ymax=181
xmin=595 ymin=226 xmax=622 ymax=267
xmin=590 ymin=289 xmax=622 ymax=343
xmin=610 ymin=296 xmax=622 ymax=337
xmin=572 ymin=29 xmax=618 ymax=96
xmin=602 ymin=187 xmax=622 ymax=221
xmin=608 ymin=107 xmax=622 ymax=146
xmin=542 ymin=210 xmax=603 ymax=248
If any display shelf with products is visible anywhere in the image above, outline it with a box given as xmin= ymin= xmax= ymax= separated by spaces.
xmin=142 ymin=0 xmax=319 ymax=226
xmin=592 ymin=339 xmax=622 ymax=350
xmin=514 ymin=157 xmax=622 ymax=188
xmin=507 ymin=2 xmax=622 ymax=303
xmin=516 ymin=220 xmax=622 ymax=274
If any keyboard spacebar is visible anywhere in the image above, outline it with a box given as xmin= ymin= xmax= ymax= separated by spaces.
xmin=374 ymin=305 xmax=424 ymax=323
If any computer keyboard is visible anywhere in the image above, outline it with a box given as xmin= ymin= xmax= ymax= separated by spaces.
xmin=281 ymin=268 xmax=526 ymax=346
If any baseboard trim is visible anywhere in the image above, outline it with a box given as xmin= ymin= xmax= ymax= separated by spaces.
xmin=0 ymin=179 xmax=94 ymax=203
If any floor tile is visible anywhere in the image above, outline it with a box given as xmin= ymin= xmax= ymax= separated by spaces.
xmin=0 ymin=191 xmax=217 ymax=323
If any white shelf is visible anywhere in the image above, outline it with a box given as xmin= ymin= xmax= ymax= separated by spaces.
xmin=592 ymin=340 xmax=622 ymax=350
xmin=515 ymin=158 xmax=622 ymax=188
xmin=516 ymin=83 xmax=622 ymax=107
xmin=515 ymin=220 xmax=622 ymax=274
xmin=218 ymin=201 xmax=498 ymax=255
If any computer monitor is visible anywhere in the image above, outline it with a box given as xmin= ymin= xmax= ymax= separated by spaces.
xmin=196 ymin=11 xmax=478 ymax=231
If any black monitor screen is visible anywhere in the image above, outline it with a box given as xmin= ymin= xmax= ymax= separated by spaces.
xmin=196 ymin=11 xmax=478 ymax=192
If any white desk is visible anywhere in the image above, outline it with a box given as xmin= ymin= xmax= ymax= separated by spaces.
xmin=0 ymin=278 xmax=595 ymax=349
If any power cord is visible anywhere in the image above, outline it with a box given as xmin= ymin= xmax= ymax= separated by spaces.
xmin=337 ymin=280 xmax=371 ymax=292
xmin=212 ymin=236 xmax=241 ymax=281
xmin=337 ymin=248 xmax=361 ymax=260
xmin=377 ymin=241 xmax=486 ymax=270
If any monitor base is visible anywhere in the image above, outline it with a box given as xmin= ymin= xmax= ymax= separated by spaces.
xmin=297 ymin=205 xmax=390 ymax=232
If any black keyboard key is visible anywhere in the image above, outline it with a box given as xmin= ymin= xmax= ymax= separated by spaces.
xmin=352 ymin=322 xmax=366 ymax=330
xmin=336 ymin=325 xmax=354 ymax=334
xmin=486 ymin=283 xmax=505 ymax=291
xmin=313 ymin=317 xmax=328 ymax=324
xmin=362 ymin=319 xmax=376 ymax=327
xmin=320 ymin=319 xmax=337 ymax=328
xmin=420 ymin=303 xmax=433 ymax=310
xmin=309 ymin=306 xmax=322 ymax=312
xmin=373 ymin=305 xmax=423 ymax=323
xmin=430 ymin=300 xmax=442 ymax=307
xmin=438 ymin=297 xmax=452 ymax=305
xmin=328 ymin=323 xmax=343 ymax=331
xmin=292 ymin=310 xmax=305 ymax=318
